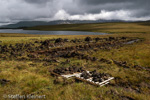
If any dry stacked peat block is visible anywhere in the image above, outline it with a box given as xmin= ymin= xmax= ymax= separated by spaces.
xmin=80 ymin=70 xmax=111 ymax=82
xmin=51 ymin=67 xmax=114 ymax=87
xmin=52 ymin=66 xmax=85 ymax=75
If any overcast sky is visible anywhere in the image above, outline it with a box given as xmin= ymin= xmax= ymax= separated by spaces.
xmin=0 ymin=0 xmax=150 ymax=25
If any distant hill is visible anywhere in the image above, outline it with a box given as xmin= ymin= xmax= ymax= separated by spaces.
xmin=135 ymin=20 xmax=150 ymax=26
xmin=0 ymin=20 xmax=129 ymax=29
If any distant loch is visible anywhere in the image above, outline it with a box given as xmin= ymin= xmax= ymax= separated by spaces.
xmin=0 ymin=29 xmax=108 ymax=35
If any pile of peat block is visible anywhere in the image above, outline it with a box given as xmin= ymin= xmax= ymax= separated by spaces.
xmin=52 ymin=66 xmax=85 ymax=75
xmin=81 ymin=70 xmax=111 ymax=83
xmin=52 ymin=67 xmax=111 ymax=83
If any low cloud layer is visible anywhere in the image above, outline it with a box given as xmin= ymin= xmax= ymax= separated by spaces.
xmin=0 ymin=0 xmax=150 ymax=25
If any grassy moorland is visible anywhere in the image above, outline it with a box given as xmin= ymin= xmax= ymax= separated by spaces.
xmin=25 ymin=22 xmax=150 ymax=34
xmin=0 ymin=22 xmax=150 ymax=100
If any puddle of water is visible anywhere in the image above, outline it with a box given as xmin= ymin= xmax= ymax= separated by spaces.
xmin=124 ymin=39 xmax=140 ymax=44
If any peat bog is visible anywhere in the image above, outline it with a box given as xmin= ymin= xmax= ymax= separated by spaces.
xmin=1 ymin=34 xmax=150 ymax=99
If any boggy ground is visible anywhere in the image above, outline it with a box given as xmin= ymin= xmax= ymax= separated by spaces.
xmin=0 ymin=33 xmax=150 ymax=100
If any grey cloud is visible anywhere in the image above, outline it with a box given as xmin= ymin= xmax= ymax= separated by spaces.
xmin=77 ymin=0 xmax=132 ymax=5
xmin=0 ymin=0 xmax=150 ymax=25
xmin=24 ymin=0 xmax=51 ymax=4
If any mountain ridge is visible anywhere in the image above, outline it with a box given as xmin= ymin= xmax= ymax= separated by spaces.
xmin=0 ymin=20 xmax=130 ymax=29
